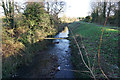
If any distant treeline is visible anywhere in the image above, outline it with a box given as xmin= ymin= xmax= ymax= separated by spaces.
xmin=79 ymin=1 xmax=120 ymax=27
xmin=60 ymin=15 xmax=79 ymax=23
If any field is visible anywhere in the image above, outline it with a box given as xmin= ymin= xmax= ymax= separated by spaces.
xmin=68 ymin=21 xmax=120 ymax=78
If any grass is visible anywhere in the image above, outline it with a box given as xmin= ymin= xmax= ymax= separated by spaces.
xmin=69 ymin=21 xmax=120 ymax=78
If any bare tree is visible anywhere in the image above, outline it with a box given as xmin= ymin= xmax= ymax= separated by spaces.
xmin=103 ymin=1 xmax=107 ymax=18
xmin=117 ymin=1 xmax=120 ymax=27
xmin=107 ymin=2 xmax=112 ymax=17
xmin=45 ymin=0 xmax=66 ymax=20
xmin=2 ymin=0 xmax=14 ymax=28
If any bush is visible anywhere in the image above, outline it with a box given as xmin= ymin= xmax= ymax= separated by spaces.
xmin=2 ymin=2 xmax=60 ymax=78
xmin=84 ymin=16 xmax=92 ymax=22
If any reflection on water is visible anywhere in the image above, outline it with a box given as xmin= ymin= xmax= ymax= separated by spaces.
xmin=49 ymin=27 xmax=74 ymax=78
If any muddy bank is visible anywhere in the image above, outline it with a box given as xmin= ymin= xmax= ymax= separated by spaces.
xmin=15 ymin=50 xmax=58 ymax=78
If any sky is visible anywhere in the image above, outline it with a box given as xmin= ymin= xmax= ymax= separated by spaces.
xmin=0 ymin=0 xmax=91 ymax=18
xmin=62 ymin=0 xmax=91 ymax=18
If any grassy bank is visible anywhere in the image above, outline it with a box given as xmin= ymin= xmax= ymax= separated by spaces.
xmin=69 ymin=21 xmax=120 ymax=78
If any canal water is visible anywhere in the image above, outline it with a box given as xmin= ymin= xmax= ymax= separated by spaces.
xmin=50 ymin=27 xmax=74 ymax=78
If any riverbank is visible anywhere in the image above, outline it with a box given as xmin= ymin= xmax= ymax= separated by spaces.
xmin=14 ymin=25 xmax=73 ymax=78
xmin=2 ymin=38 xmax=54 ymax=78
xmin=68 ymin=21 xmax=120 ymax=78
xmin=15 ymin=49 xmax=58 ymax=78
xmin=2 ymin=22 xmax=67 ymax=78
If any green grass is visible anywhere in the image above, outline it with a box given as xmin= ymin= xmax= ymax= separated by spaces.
xmin=69 ymin=21 xmax=119 ymax=78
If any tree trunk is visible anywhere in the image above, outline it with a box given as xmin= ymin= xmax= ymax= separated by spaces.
xmin=107 ymin=2 xmax=111 ymax=17
xmin=2 ymin=0 xmax=14 ymax=28
xmin=118 ymin=2 xmax=120 ymax=27
xmin=103 ymin=2 xmax=107 ymax=18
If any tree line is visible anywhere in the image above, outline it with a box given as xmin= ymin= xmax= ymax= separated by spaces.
xmin=83 ymin=1 xmax=120 ymax=27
